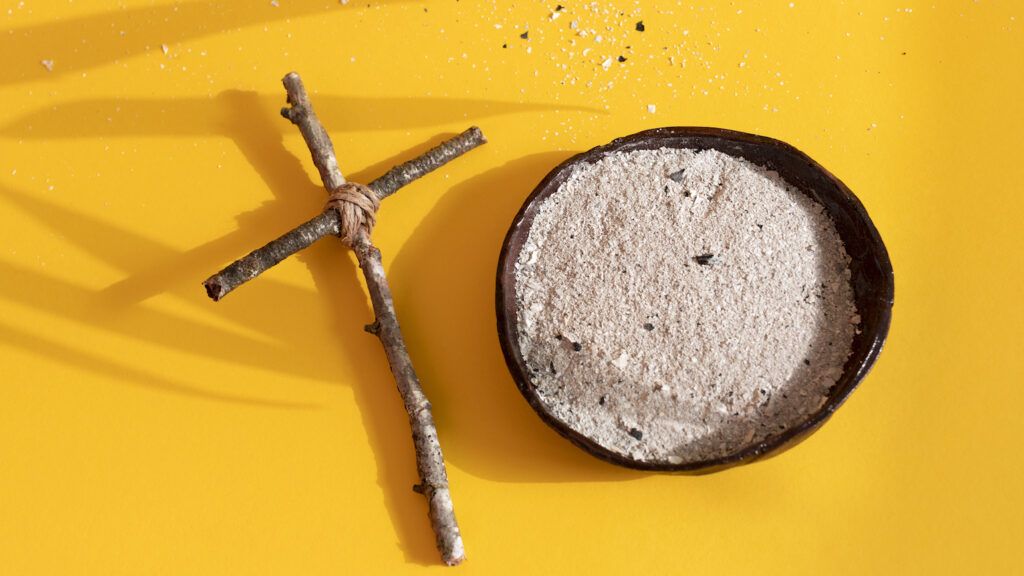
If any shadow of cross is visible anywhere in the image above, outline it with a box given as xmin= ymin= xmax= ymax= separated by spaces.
xmin=0 ymin=89 xmax=589 ymax=306
xmin=203 ymin=73 xmax=482 ymax=567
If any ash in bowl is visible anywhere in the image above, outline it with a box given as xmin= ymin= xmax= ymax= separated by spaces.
xmin=513 ymin=148 xmax=859 ymax=466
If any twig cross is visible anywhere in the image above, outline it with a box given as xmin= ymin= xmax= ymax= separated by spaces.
xmin=203 ymin=72 xmax=485 ymax=566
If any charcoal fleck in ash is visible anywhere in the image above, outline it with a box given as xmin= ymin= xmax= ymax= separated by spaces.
xmin=514 ymin=148 xmax=859 ymax=465
xmin=694 ymin=253 xmax=714 ymax=266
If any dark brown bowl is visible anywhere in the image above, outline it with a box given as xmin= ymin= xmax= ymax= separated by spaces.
xmin=496 ymin=127 xmax=894 ymax=473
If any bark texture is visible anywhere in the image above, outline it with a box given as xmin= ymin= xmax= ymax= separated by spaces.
xmin=280 ymin=71 xmax=346 ymax=191
xmin=353 ymin=239 xmax=465 ymax=565
xmin=206 ymin=71 xmax=469 ymax=565
xmin=369 ymin=126 xmax=485 ymax=200
xmin=204 ymin=211 xmax=338 ymax=301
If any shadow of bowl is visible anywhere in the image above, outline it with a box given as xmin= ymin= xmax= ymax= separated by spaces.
xmin=495 ymin=127 xmax=895 ymax=473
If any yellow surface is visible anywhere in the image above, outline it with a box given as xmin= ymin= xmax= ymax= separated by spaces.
xmin=1 ymin=1 xmax=1021 ymax=574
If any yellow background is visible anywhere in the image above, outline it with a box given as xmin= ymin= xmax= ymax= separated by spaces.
xmin=2 ymin=1 xmax=1021 ymax=574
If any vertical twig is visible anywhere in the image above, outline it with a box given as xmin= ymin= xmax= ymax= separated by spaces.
xmin=352 ymin=239 xmax=465 ymax=565
xmin=278 ymin=72 xmax=466 ymax=565
xmin=280 ymin=72 xmax=345 ymax=191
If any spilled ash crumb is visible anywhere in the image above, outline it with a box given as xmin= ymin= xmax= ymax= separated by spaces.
xmin=514 ymin=148 xmax=859 ymax=465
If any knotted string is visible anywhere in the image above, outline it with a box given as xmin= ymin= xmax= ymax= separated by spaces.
xmin=325 ymin=182 xmax=380 ymax=246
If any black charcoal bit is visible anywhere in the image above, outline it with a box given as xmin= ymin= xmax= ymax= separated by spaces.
xmin=694 ymin=253 xmax=714 ymax=265
xmin=635 ymin=20 xmax=645 ymax=32
xmin=628 ymin=428 xmax=643 ymax=440
xmin=643 ymin=322 xmax=655 ymax=331
xmin=572 ymin=341 xmax=582 ymax=352
xmin=757 ymin=223 xmax=763 ymax=229
xmin=618 ymin=55 xmax=627 ymax=62
xmin=520 ymin=31 xmax=529 ymax=39
xmin=599 ymin=395 xmax=607 ymax=406
xmin=668 ymin=168 xmax=686 ymax=182
xmin=502 ymin=43 xmax=507 ymax=48
xmin=556 ymin=4 xmax=565 ymax=11
xmin=549 ymin=361 xmax=557 ymax=374
xmin=683 ymin=190 xmax=691 ymax=197
xmin=804 ymin=359 xmax=811 ymax=366
xmin=555 ymin=334 xmax=563 ymax=341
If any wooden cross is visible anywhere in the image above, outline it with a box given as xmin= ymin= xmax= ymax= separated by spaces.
xmin=203 ymin=72 xmax=485 ymax=566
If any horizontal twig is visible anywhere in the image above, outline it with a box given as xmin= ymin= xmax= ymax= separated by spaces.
xmin=203 ymin=126 xmax=485 ymax=301
xmin=369 ymin=126 xmax=486 ymax=200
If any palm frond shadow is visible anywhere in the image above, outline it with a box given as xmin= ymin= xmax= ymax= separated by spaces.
xmin=0 ymin=0 xmax=391 ymax=86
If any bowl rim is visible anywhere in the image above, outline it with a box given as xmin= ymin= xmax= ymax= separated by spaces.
xmin=494 ymin=126 xmax=895 ymax=473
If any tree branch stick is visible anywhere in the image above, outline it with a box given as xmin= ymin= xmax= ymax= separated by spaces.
xmin=352 ymin=238 xmax=465 ymax=565
xmin=203 ymin=124 xmax=486 ymax=301
xmin=215 ymin=72 xmax=467 ymax=564
xmin=280 ymin=71 xmax=346 ymax=191
xmin=368 ymin=126 xmax=486 ymax=200
xmin=203 ymin=211 xmax=338 ymax=301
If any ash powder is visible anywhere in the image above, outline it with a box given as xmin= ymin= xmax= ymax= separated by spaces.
xmin=514 ymin=148 xmax=859 ymax=465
